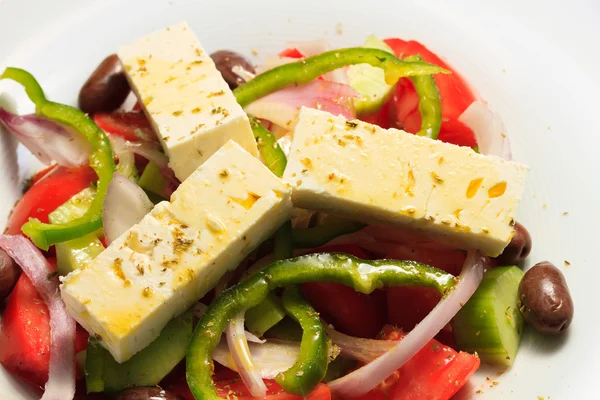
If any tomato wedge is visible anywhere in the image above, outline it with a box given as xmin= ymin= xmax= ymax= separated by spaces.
xmin=166 ymin=366 xmax=331 ymax=400
xmin=301 ymin=245 xmax=386 ymax=338
xmin=385 ymin=247 xmax=465 ymax=334
xmin=383 ymin=38 xmax=478 ymax=148
xmin=0 ymin=258 xmax=88 ymax=387
xmin=359 ymin=100 xmax=392 ymax=129
xmin=356 ymin=326 xmax=480 ymax=400
xmin=278 ymin=48 xmax=305 ymax=58
xmin=31 ymin=164 xmax=59 ymax=185
xmin=437 ymin=118 xmax=480 ymax=148
xmin=93 ymin=112 xmax=158 ymax=143
xmin=5 ymin=166 xmax=97 ymax=236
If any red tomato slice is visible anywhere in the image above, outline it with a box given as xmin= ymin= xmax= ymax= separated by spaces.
xmin=166 ymin=368 xmax=331 ymax=400
xmin=386 ymin=287 xmax=441 ymax=333
xmin=356 ymin=326 xmax=479 ymax=400
xmin=383 ymin=38 xmax=478 ymax=148
xmin=5 ymin=166 xmax=97 ymax=236
xmin=302 ymin=281 xmax=386 ymax=339
xmin=277 ymin=48 xmax=328 ymax=81
xmin=389 ymin=78 xmax=422 ymax=134
xmin=278 ymin=48 xmax=305 ymax=58
xmin=437 ymin=118 xmax=479 ymax=148
xmin=384 ymin=39 xmax=477 ymax=118
xmin=301 ymin=245 xmax=385 ymax=338
xmin=0 ymin=258 xmax=88 ymax=387
xmin=385 ymin=247 xmax=465 ymax=333
xmin=93 ymin=112 xmax=158 ymax=142
xmin=31 ymin=164 xmax=60 ymax=185
xmin=359 ymin=100 xmax=392 ymax=129
xmin=383 ymin=247 xmax=466 ymax=276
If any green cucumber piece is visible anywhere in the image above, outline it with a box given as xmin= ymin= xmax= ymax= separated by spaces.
xmin=292 ymin=215 xmax=365 ymax=249
xmin=116 ymin=150 xmax=138 ymax=181
xmin=48 ymin=188 xmax=103 ymax=275
xmin=85 ymin=338 xmax=105 ymax=393
xmin=347 ymin=35 xmax=395 ymax=116
xmin=54 ymin=235 xmax=104 ymax=276
xmin=453 ymin=266 xmax=525 ymax=366
xmin=86 ymin=309 xmax=193 ymax=393
xmin=138 ymin=161 xmax=169 ymax=199
xmin=48 ymin=187 xmax=95 ymax=224
xmin=264 ymin=317 xmax=303 ymax=342
xmin=245 ymin=292 xmax=287 ymax=336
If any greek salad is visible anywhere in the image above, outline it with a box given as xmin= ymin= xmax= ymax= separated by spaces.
xmin=0 ymin=21 xmax=573 ymax=400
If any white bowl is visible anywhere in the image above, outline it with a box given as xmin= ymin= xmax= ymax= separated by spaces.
xmin=1 ymin=0 xmax=599 ymax=398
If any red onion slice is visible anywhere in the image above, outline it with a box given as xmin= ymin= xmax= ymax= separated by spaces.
xmin=194 ymin=302 xmax=264 ymax=344
xmin=0 ymin=235 xmax=76 ymax=400
xmin=102 ymin=172 xmax=153 ymax=244
xmin=0 ymin=107 xmax=91 ymax=167
xmin=226 ymin=313 xmax=268 ymax=396
xmin=323 ymin=324 xmax=396 ymax=363
xmin=459 ymin=101 xmax=512 ymax=160
xmin=106 ymin=133 xmax=169 ymax=168
xmin=106 ymin=134 xmax=136 ymax=179
xmin=125 ymin=140 xmax=169 ymax=168
xmin=244 ymin=80 xmax=358 ymax=129
xmin=232 ymin=65 xmax=256 ymax=83
xmin=213 ymin=338 xmax=301 ymax=380
xmin=328 ymin=251 xmax=485 ymax=398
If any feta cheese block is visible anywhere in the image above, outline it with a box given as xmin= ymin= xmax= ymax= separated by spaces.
xmin=61 ymin=141 xmax=292 ymax=362
xmin=118 ymin=21 xmax=258 ymax=181
xmin=283 ymin=108 xmax=528 ymax=257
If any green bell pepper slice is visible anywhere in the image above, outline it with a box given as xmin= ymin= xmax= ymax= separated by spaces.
xmin=249 ymin=117 xmax=287 ymax=178
xmin=233 ymin=48 xmax=450 ymax=107
xmin=186 ymin=253 xmax=455 ymax=400
xmin=276 ymin=285 xmax=329 ymax=396
xmin=404 ymin=54 xmax=443 ymax=139
xmin=1 ymin=67 xmax=115 ymax=250
xmin=273 ymin=221 xmax=327 ymax=396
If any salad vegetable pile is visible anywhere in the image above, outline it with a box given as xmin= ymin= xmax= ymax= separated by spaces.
xmin=0 ymin=21 xmax=573 ymax=400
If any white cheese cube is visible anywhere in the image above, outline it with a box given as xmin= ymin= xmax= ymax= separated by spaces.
xmin=283 ymin=108 xmax=528 ymax=257
xmin=61 ymin=141 xmax=292 ymax=362
xmin=118 ymin=21 xmax=258 ymax=181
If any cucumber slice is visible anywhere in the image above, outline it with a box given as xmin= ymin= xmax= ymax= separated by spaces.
xmin=347 ymin=35 xmax=395 ymax=116
xmin=245 ymin=292 xmax=287 ymax=336
xmin=138 ymin=161 xmax=169 ymax=199
xmin=54 ymin=235 xmax=104 ymax=276
xmin=48 ymin=188 xmax=103 ymax=275
xmin=48 ymin=187 xmax=95 ymax=224
xmin=86 ymin=309 xmax=193 ymax=393
xmin=85 ymin=339 xmax=105 ymax=393
xmin=453 ymin=266 xmax=525 ymax=366
xmin=292 ymin=215 xmax=365 ymax=249
xmin=265 ymin=317 xmax=303 ymax=342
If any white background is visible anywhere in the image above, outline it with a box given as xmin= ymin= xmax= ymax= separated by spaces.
xmin=0 ymin=0 xmax=599 ymax=398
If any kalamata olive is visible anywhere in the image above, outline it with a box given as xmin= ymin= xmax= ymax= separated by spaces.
xmin=115 ymin=386 xmax=182 ymax=400
xmin=495 ymin=222 xmax=532 ymax=265
xmin=210 ymin=50 xmax=255 ymax=89
xmin=0 ymin=249 xmax=20 ymax=300
xmin=78 ymin=54 xmax=130 ymax=114
xmin=518 ymin=261 xmax=574 ymax=334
